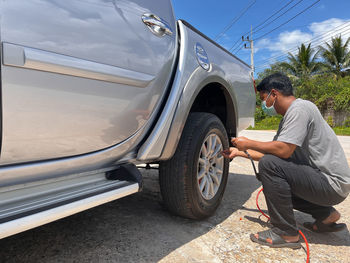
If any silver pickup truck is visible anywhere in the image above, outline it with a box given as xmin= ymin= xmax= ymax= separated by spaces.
xmin=0 ymin=0 xmax=255 ymax=239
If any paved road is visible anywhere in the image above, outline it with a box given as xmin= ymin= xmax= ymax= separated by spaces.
xmin=0 ymin=131 xmax=349 ymax=263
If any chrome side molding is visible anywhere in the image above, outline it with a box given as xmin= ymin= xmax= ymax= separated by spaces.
xmin=2 ymin=42 xmax=154 ymax=87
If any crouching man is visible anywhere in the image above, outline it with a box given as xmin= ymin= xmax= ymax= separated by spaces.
xmin=222 ymin=73 xmax=349 ymax=248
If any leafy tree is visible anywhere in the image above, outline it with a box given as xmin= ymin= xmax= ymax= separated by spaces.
xmin=256 ymin=62 xmax=300 ymax=95
xmin=319 ymin=35 xmax=350 ymax=77
xmin=296 ymin=75 xmax=350 ymax=112
xmin=279 ymin=43 xmax=323 ymax=79
xmin=256 ymin=62 xmax=289 ymax=81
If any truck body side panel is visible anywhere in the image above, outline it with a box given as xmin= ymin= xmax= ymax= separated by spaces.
xmin=0 ymin=0 xmax=176 ymax=165
xmin=138 ymin=20 xmax=255 ymax=161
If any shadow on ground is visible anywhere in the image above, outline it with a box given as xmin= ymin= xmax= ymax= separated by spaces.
xmin=243 ymin=202 xmax=350 ymax=248
xmin=295 ymin=211 xmax=350 ymax=247
xmin=0 ymin=171 xmax=260 ymax=263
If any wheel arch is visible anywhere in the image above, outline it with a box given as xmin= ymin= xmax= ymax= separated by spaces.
xmin=190 ymin=81 xmax=237 ymax=139
xmin=160 ymin=75 xmax=238 ymax=160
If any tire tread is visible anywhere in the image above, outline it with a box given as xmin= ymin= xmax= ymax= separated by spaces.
xmin=159 ymin=112 xmax=229 ymax=219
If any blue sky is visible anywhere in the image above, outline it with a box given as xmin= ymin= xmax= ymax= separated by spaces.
xmin=173 ymin=0 xmax=350 ymax=75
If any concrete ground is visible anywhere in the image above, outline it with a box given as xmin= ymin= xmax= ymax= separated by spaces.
xmin=0 ymin=130 xmax=349 ymax=263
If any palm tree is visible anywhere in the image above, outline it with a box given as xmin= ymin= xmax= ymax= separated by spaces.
xmin=319 ymin=35 xmax=350 ymax=77
xmin=280 ymin=43 xmax=323 ymax=79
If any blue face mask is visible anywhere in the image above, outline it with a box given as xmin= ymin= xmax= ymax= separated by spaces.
xmin=262 ymin=91 xmax=277 ymax=116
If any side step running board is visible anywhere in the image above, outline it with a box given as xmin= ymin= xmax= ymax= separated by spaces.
xmin=0 ymin=182 xmax=139 ymax=239
xmin=0 ymin=163 xmax=142 ymax=239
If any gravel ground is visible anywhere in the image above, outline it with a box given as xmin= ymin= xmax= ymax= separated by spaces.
xmin=0 ymin=130 xmax=349 ymax=263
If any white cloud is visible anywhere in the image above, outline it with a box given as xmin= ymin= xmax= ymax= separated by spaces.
xmin=308 ymin=18 xmax=350 ymax=48
xmin=255 ymin=38 xmax=271 ymax=53
xmin=274 ymin=30 xmax=312 ymax=52
xmin=255 ymin=18 xmax=350 ymax=67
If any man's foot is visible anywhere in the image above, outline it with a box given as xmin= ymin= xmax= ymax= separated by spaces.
xmin=250 ymin=229 xmax=301 ymax=249
xmin=303 ymin=209 xmax=346 ymax=233
xmin=319 ymin=209 xmax=340 ymax=227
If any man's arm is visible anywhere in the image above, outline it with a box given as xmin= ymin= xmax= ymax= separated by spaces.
xmin=236 ymin=149 xmax=265 ymax=161
xmin=232 ymin=137 xmax=296 ymax=159
xmin=221 ymin=148 xmax=264 ymax=161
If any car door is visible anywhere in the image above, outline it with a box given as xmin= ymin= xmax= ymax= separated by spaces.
xmin=0 ymin=0 xmax=176 ymax=164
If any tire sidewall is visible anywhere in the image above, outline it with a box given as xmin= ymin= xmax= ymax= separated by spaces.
xmin=187 ymin=115 xmax=229 ymax=218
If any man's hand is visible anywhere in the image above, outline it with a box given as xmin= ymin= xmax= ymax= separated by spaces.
xmin=221 ymin=147 xmax=239 ymax=159
xmin=231 ymin=136 xmax=251 ymax=151
xmin=232 ymin=136 xmax=297 ymax=159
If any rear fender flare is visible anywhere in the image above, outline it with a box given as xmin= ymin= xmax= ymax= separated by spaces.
xmin=160 ymin=65 xmax=238 ymax=160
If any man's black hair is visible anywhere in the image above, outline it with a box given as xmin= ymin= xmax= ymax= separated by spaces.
xmin=256 ymin=73 xmax=293 ymax=96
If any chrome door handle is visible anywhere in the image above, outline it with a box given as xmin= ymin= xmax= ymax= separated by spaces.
xmin=142 ymin=13 xmax=173 ymax=37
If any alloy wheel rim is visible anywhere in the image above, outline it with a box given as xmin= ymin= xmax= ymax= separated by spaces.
xmin=197 ymin=133 xmax=224 ymax=200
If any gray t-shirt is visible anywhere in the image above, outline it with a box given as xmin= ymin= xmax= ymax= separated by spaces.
xmin=273 ymin=98 xmax=350 ymax=197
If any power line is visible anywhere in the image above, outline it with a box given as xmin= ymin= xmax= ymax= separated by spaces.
xmin=215 ymin=0 xmax=256 ymax=41
xmin=252 ymin=0 xmax=296 ymax=34
xmin=272 ymin=20 xmax=350 ymax=32
xmin=231 ymin=41 xmax=244 ymax=53
xmin=253 ymin=0 xmax=304 ymax=35
xmin=255 ymin=25 xmax=350 ymax=70
xmin=229 ymin=0 xmax=298 ymax=52
xmin=263 ymin=29 xmax=350 ymax=66
xmin=255 ymin=0 xmax=321 ymax=41
xmin=255 ymin=21 xmax=350 ymax=64
xmin=255 ymin=24 xmax=350 ymax=67
xmin=234 ymin=46 xmax=244 ymax=55
xmin=259 ymin=22 xmax=350 ymax=62
xmin=261 ymin=30 xmax=350 ymax=66
xmin=229 ymin=39 xmax=242 ymax=52
xmin=257 ymin=30 xmax=350 ymax=68
xmin=255 ymin=29 xmax=350 ymax=70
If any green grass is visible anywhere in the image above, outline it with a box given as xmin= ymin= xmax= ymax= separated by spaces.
xmin=247 ymin=116 xmax=282 ymax=131
xmin=333 ymin=127 xmax=350 ymax=136
xmin=248 ymin=117 xmax=350 ymax=136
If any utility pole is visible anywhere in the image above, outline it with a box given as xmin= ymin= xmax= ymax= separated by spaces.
xmin=242 ymin=25 xmax=254 ymax=78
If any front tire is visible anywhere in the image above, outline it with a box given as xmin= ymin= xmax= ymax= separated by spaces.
xmin=159 ymin=112 xmax=230 ymax=219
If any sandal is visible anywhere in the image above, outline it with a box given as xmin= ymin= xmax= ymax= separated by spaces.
xmin=303 ymin=220 xmax=346 ymax=233
xmin=250 ymin=229 xmax=301 ymax=249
